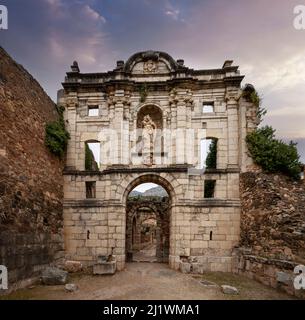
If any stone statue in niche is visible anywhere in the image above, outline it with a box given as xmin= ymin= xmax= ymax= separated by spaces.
xmin=142 ymin=115 xmax=156 ymax=165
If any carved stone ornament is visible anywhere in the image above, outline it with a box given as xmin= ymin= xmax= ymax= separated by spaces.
xmin=143 ymin=60 xmax=157 ymax=73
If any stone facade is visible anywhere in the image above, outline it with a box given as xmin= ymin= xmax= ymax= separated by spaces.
xmin=60 ymin=51 xmax=257 ymax=272
xmin=0 ymin=47 xmax=64 ymax=289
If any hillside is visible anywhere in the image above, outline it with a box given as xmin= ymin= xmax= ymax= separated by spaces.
xmin=129 ymin=186 xmax=168 ymax=198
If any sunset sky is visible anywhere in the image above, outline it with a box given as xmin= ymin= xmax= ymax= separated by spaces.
xmin=0 ymin=0 xmax=304 ymax=161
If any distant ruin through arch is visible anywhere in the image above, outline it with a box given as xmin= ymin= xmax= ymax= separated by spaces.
xmin=125 ymin=179 xmax=170 ymax=263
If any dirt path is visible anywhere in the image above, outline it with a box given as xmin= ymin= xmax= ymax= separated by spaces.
xmin=3 ymin=263 xmax=295 ymax=300
xmin=133 ymin=243 xmax=157 ymax=262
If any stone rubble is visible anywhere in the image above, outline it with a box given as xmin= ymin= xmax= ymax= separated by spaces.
xmin=235 ymin=172 xmax=305 ymax=298
xmin=240 ymin=172 xmax=305 ymax=262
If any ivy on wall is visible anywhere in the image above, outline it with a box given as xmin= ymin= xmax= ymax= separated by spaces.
xmin=45 ymin=105 xmax=70 ymax=158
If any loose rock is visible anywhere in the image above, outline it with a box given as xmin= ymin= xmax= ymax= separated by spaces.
xmin=221 ymin=285 xmax=239 ymax=295
xmin=65 ymin=283 xmax=78 ymax=292
xmin=41 ymin=267 xmax=68 ymax=285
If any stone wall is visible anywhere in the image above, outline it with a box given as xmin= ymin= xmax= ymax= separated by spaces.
xmin=234 ymin=172 xmax=305 ymax=297
xmin=0 ymin=47 xmax=64 ymax=290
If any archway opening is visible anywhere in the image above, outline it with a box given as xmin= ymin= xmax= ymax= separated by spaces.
xmin=126 ymin=181 xmax=170 ymax=263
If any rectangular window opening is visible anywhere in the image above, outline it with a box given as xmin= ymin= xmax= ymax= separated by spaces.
xmin=202 ymin=102 xmax=214 ymax=113
xmin=204 ymin=180 xmax=216 ymax=198
xmin=88 ymin=105 xmax=99 ymax=117
xmin=85 ymin=142 xmax=100 ymax=170
xmin=86 ymin=181 xmax=96 ymax=199
xmin=200 ymin=138 xmax=217 ymax=169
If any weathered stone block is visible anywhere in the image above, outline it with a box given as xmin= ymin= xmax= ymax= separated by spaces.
xmin=64 ymin=260 xmax=83 ymax=273
xmin=276 ymin=271 xmax=292 ymax=285
xmin=180 ymin=262 xmax=191 ymax=274
xmin=41 ymin=267 xmax=68 ymax=285
xmin=93 ymin=261 xmax=116 ymax=275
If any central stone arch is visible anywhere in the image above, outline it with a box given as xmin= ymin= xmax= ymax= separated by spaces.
xmin=123 ymin=174 xmax=176 ymax=264
xmin=122 ymin=174 xmax=177 ymax=205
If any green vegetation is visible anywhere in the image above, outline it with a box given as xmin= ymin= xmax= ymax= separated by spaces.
xmin=206 ymin=139 xmax=217 ymax=169
xmin=243 ymin=85 xmax=301 ymax=179
xmin=246 ymin=126 xmax=301 ymax=179
xmin=45 ymin=105 xmax=70 ymax=157
xmin=85 ymin=143 xmax=98 ymax=170
xmin=242 ymin=85 xmax=266 ymax=124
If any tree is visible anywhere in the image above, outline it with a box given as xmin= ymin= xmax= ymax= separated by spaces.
xmin=85 ymin=143 xmax=98 ymax=170
xmin=206 ymin=139 xmax=217 ymax=169
xmin=246 ymin=126 xmax=301 ymax=179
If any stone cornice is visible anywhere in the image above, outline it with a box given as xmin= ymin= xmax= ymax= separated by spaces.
xmin=63 ymin=166 xmax=240 ymax=176
xmin=62 ymin=76 xmax=245 ymax=93
xmin=175 ymin=199 xmax=241 ymax=207
xmin=63 ymin=198 xmax=240 ymax=208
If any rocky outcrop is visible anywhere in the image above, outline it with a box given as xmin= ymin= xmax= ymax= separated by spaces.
xmin=0 ymin=47 xmax=64 ymax=290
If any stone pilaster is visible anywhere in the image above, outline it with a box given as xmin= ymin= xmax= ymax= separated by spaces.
xmin=107 ymin=90 xmax=130 ymax=164
xmin=65 ymin=93 xmax=78 ymax=169
xmin=226 ymin=91 xmax=239 ymax=169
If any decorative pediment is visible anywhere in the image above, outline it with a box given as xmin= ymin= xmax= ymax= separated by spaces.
xmin=124 ymin=51 xmax=183 ymax=75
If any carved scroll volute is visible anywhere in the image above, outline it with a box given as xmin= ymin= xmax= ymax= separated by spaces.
xmin=169 ymin=88 xmax=178 ymax=107
xmin=184 ymin=89 xmax=194 ymax=111
xmin=225 ymin=89 xmax=242 ymax=105
xmin=66 ymin=96 xmax=78 ymax=109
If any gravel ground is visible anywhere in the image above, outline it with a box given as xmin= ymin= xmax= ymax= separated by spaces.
xmin=1 ymin=263 xmax=296 ymax=300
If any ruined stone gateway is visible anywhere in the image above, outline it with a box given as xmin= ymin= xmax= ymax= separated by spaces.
xmin=60 ymin=51 xmax=258 ymax=273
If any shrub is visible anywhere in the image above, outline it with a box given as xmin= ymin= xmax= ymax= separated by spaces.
xmin=45 ymin=105 xmax=70 ymax=157
xmin=246 ymin=126 xmax=301 ymax=179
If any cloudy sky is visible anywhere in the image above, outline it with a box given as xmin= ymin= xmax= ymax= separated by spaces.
xmin=0 ymin=0 xmax=304 ymax=161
